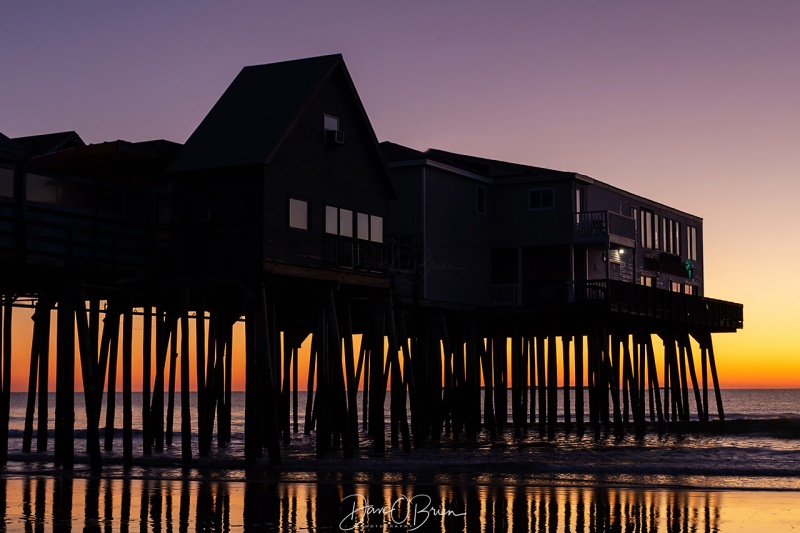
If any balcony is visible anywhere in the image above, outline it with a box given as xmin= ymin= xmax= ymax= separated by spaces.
xmin=574 ymin=211 xmax=636 ymax=247
xmin=324 ymin=235 xmax=387 ymax=273
xmin=491 ymin=279 xmax=743 ymax=331
xmin=575 ymin=279 xmax=743 ymax=330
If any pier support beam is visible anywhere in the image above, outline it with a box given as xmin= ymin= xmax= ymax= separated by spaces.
xmin=575 ymin=334 xmax=585 ymax=434
xmin=0 ymin=296 xmax=13 ymax=463
xmin=74 ymin=286 xmax=102 ymax=474
xmin=54 ymin=294 xmax=75 ymax=470
xmin=536 ymin=336 xmax=546 ymax=436
xmin=562 ymin=336 xmax=572 ymax=433
xmin=385 ymin=298 xmax=410 ymax=452
xmin=122 ymin=304 xmax=133 ymax=465
xmin=23 ymin=297 xmax=53 ymax=453
xmin=692 ymin=331 xmax=724 ymax=421
xmin=244 ymin=299 xmax=262 ymax=465
xmin=367 ymin=303 xmax=386 ymax=454
xmin=142 ymin=306 xmax=153 ymax=456
xmin=679 ymin=334 xmax=704 ymax=422
xmin=180 ymin=289 xmax=192 ymax=464
xmin=101 ymin=306 xmax=121 ymax=451
xmin=547 ymin=335 xmax=558 ymax=440
xmin=255 ymin=284 xmax=281 ymax=465
xmin=495 ymin=337 xmax=509 ymax=436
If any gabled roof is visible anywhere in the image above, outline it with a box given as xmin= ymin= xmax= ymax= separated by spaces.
xmin=12 ymin=131 xmax=85 ymax=157
xmin=0 ymin=131 xmax=24 ymax=160
xmin=169 ymin=54 xmax=379 ymax=174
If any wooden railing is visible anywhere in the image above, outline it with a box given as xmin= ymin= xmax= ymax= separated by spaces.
xmin=492 ymin=278 xmax=743 ymax=330
xmin=324 ymin=235 xmax=387 ymax=272
xmin=491 ymin=283 xmax=521 ymax=307
xmin=575 ymin=279 xmax=743 ymax=329
xmin=574 ymin=211 xmax=636 ymax=241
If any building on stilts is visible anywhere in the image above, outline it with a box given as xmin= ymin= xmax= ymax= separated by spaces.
xmin=381 ymin=144 xmax=743 ymax=442
xmin=0 ymin=54 xmax=743 ymax=471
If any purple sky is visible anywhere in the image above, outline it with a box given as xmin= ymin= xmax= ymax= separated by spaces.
xmin=2 ymin=1 xmax=799 ymax=384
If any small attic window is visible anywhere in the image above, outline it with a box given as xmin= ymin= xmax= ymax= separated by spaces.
xmin=323 ymin=114 xmax=345 ymax=144
xmin=323 ymin=114 xmax=339 ymax=131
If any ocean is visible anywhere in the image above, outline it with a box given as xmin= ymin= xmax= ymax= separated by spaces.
xmin=1 ymin=389 xmax=799 ymax=532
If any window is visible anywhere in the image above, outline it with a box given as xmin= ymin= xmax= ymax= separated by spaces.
xmin=684 ymin=284 xmax=696 ymax=295
xmin=661 ymin=218 xmax=681 ymax=255
xmin=355 ymin=211 xmax=383 ymax=242
xmin=325 ymin=205 xmax=337 ymax=234
xmin=326 ymin=206 xmax=353 ymax=237
xmin=323 ymin=114 xmax=339 ymax=131
xmin=529 ymin=188 xmax=554 ymax=210
xmin=576 ymin=187 xmax=584 ymax=213
xmin=476 ymin=185 xmax=486 ymax=214
xmin=670 ymin=281 xmax=681 ymax=292
xmin=357 ymin=212 xmax=369 ymax=240
xmin=686 ymin=225 xmax=698 ymax=260
xmin=289 ymin=198 xmax=308 ymax=230
xmin=640 ymin=209 xmax=653 ymax=249
xmin=653 ymin=214 xmax=660 ymax=250
xmin=640 ymin=275 xmax=654 ymax=287
xmin=370 ymin=215 xmax=383 ymax=243
xmin=0 ymin=167 xmax=14 ymax=198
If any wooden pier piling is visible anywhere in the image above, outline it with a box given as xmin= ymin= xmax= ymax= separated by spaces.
xmin=74 ymin=286 xmax=102 ymax=474
xmin=180 ymin=290 xmax=192 ymax=464
xmin=22 ymin=297 xmax=53 ymax=453
xmin=142 ymin=306 xmax=153 ymax=455
xmin=54 ymin=295 xmax=75 ymax=469
xmin=122 ymin=304 xmax=133 ymax=464
xmin=0 ymin=296 xmax=12 ymax=463
xmin=0 ymin=288 xmax=737 ymax=471
xmin=244 ymin=300 xmax=261 ymax=465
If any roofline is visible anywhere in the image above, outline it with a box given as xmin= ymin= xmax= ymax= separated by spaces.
xmin=388 ymin=158 xmax=494 ymax=184
xmin=585 ymin=176 xmax=703 ymax=222
xmin=386 ymin=143 xmax=702 ymax=221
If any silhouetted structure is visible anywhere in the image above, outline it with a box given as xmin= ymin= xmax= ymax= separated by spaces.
xmin=382 ymin=145 xmax=741 ymax=439
xmin=0 ymin=53 xmax=743 ymax=471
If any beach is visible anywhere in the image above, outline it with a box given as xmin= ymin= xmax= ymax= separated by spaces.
xmin=1 ymin=472 xmax=799 ymax=531
xmin=1 ymin=389 xmax=799 ymax=531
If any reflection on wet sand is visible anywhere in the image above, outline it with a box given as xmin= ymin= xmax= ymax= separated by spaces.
xmin=2 ymin=474 xmax=790 ymax=532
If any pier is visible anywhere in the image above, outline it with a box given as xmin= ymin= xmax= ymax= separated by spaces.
xmin=0 ymin=55 xmax=743 ymax=473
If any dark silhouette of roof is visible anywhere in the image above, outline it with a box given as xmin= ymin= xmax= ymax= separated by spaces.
xmin=169 ymin=54 xmax=381 ymax=174
xmin=12 ymin=131 xmax=85 ymax=157
xmin=33 ymin=139 xmax=181 ymax=164
xmin=381 ymin=142 xmax=574 ymax=181
xmin=0 ymin=131 xmax=24 ymax=159
xmin=425 ymin=148 xmax=574 ymax=180
xmin=28 ymin=139 xmax=182 ymax=187
xmin=380 ymin=141 xmax=427 ymax=162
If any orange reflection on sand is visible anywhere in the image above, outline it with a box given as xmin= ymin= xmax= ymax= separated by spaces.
xmin=2 ymin=474 xmax=800 ymax=532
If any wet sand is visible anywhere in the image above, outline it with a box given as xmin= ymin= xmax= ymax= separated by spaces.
xmin=0 ymin=471 xmax=798 ymax=532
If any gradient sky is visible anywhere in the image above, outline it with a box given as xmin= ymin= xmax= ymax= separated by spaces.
xmin=2 ymin=1 xmax=799 ymax=388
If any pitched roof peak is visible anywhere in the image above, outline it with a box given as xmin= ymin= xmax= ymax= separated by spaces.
xmin=168 ymin=54 xmax=348 ymax=173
